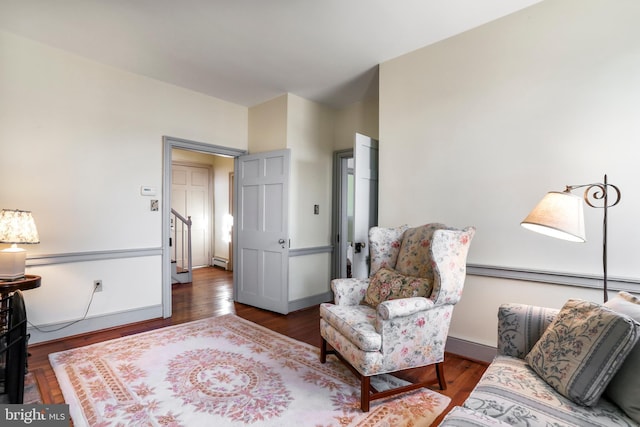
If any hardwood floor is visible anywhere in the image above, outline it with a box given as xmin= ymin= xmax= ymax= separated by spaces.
xmin=27 ymin=267 xmax=487 ymax=425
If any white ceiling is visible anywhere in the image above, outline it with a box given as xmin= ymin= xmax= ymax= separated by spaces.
xmin=0 ymin=0 xmax=542 ymax=108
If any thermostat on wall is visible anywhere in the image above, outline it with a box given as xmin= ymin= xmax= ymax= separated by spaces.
xmin=140 ymin=186 xmax=157 ymax=196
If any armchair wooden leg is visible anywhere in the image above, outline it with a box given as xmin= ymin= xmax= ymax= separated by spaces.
xmin=361 ymin=375 xmax=371 ymax=412
xmin=436 ymin=362 xmax=447 ymax=390
xmin=320 ymin=337 xmax=327 ymax=363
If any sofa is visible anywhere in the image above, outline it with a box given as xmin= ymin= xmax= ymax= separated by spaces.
xmin=440 ymin=292 xmax=640 ymax=426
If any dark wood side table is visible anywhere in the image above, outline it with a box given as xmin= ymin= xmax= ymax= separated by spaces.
xmin=0 ymin=275 xmax=40 ymax=330
xmin=0 ymin=275 xmax=39 ymax=399
xmin=0 ymin=275 xmax=41 ymax=295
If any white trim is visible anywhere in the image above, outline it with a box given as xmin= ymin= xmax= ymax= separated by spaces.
xmin=467 ymin=263 xmax=640 ymax=293
xmin=446 ymin=336 xmax=496 ymax=364
xmin=28 ymin=304 xmax=163 ymax=344
xmin=162 ymin=136 xmax=247 ymax=319
xmin=289 ymin=246 xmax=333 ymax=257
xmin=26 ymin=248 xmax=162 ymax=266
xmin=288 ymin=291 xmax=332 ymax=312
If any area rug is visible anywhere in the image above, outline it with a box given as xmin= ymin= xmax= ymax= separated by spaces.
xmin=49 ymin=314 xmax=450 ymax=426
xmin=24 ymin=372 xmax=43 ymax=404
xmin=0 ymin=372 xmax=41 ymax=404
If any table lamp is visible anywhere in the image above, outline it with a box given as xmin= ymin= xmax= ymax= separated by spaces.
xmin=521 ymin=174 xmax=620 ymax=303
xmin=0 ymin=209 xmax=40 ymax=280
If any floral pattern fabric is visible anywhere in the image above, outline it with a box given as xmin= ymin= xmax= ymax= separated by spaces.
xmin=320 ymin=303 xmax=381 ymax=351
xmin=320 ymin=224 xmax=475 ymax=381
xmin=395 ymin=223 xmax=446 ymax=278
xmin=525 ymin=298 xmax=640 ymax=407
xmin=368 ymin=224 xmax=408 ymax=276
xmin=377 ymin=297 xmax=434 ymax=321
xmin=321 ymin=306 xmax=454 ymax=376
xmin=331 ymin=277 xmax=369 ymax=306
xmin=363 ymin=267 xmax=432 ymax=307
xmin=428 ymin=227 xmax=475 ymax=306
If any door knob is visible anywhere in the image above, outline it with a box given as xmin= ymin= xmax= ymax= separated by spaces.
xmin=278 ymin=238 xmax=286 ymax=248
xmin=354 ymin=242 xmax=366 ymax=253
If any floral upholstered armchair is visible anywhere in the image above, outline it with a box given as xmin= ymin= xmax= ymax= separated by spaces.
xmin=320 ymin=223 xmax=475 ymax=411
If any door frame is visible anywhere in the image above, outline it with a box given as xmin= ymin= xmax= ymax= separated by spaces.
xmin=332 ymin=149 xmax=353 ymax=279
xmin=162 ymin=136 xmax=246 ymax=318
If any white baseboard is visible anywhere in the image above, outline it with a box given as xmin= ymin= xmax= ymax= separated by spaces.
xmin=288 ymin=292 xmax=332 ymax=313
xmin=445 ymin=336 xmax=496 ymax=363
xmin=28 ymin=304 xmax=163 ymax=345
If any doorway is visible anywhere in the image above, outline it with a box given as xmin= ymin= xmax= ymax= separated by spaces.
xmin=162 ymin=136 xmax=247 ymax=318
xmin=333 ymin=149 xmax=354 ymax=279
xmin=171 ymin=162 xmax=212 ymax=269
xmin=332 ymin=134 xmax=379 ymax=280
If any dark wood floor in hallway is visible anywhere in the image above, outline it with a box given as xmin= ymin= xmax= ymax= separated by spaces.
xmin=27 ymin=267 xmax=487 ymax=425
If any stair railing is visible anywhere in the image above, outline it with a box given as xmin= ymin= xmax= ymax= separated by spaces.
xmin=170 ymin=208 xmax=193 ymax=283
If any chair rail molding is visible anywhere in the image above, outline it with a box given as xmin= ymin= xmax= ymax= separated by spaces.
xmin=467 ymin=264 xmax=640 ymax=294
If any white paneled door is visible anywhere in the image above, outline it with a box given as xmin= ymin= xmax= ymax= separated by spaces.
xmin=352 ymin=133 xmax=379 ymax=279
xmin=172 ymin=164 xmax=210 ymax=268
xmin=236 ymin=149 xmax=290 ymax=314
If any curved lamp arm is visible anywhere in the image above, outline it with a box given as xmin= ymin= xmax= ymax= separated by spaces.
xmin=521 ymin=174 xmax=621 ymax=302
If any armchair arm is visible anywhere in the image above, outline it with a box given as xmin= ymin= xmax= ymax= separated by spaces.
xmin=497 ymin=303 xmax=559 ymax=359
xmin=331 ymin=278 xmax=369 ymax=306
xmin=377 ymin=297 xmax=434 ymax=320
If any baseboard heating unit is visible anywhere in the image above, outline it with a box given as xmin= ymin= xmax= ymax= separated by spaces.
xmin=212 ymin=257 xmax=229 ymax=270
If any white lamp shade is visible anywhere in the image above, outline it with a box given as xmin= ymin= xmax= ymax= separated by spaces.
xmin=0 ymin=209 xmax=40 ymax=279
xmin=521 ymin=191 xmax=586 ymax=243
xmin=0 ymin=209 xmax=40 ymax=244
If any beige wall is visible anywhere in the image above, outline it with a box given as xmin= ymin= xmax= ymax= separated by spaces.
xmin=248 ymin=94 xmax=337 ymax=301
xmin=0 ymin=30 xmax=248 ymax=342
xmin=334 ymin=98 xmax=379 ymax=151
xmin=286 ymin=94 xmax=335 ymax=249
xmin=379 ymin=0 xmax=640 ymax=346
xmin=248 ymin=95 xmax=288 ymax=153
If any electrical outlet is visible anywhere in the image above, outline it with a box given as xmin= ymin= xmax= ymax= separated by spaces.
xmin=94 ymin=280 xmax=103 ymax=292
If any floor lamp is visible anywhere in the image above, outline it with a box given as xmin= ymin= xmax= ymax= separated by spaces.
xmin=521 ymin=174 xmax=621 ymax=303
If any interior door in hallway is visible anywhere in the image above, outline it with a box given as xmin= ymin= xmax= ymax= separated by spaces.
xmin=235 ymin=149 xmax=289 ymax=314
xmin=172 ymin=164 xmax=211 ymax=267
xmin=351 ymin=133 xmax=378 ymax=278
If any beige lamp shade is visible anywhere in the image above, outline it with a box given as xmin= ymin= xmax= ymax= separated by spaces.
xmin=521 ymin=191 xmax=586 ymax=243
xmin=0 ymin=209 xmax=40 ymax=280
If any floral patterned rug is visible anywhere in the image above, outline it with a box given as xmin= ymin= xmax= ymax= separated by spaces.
xmin=49 ymin=314 xmax=450 ymax=426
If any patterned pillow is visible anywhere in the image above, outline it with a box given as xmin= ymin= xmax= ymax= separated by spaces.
xmin=395 ymin=223 xmax=446 ymax=278
xmin=605 ymin=292 xmax=640 ymax=422
xmin=525 ymin=298 xmax=640 ymax=407
xmin=364 ymin=267 xmax=432 ymax=307
xmin=368 ymin=225 xmax=409 ymax=276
